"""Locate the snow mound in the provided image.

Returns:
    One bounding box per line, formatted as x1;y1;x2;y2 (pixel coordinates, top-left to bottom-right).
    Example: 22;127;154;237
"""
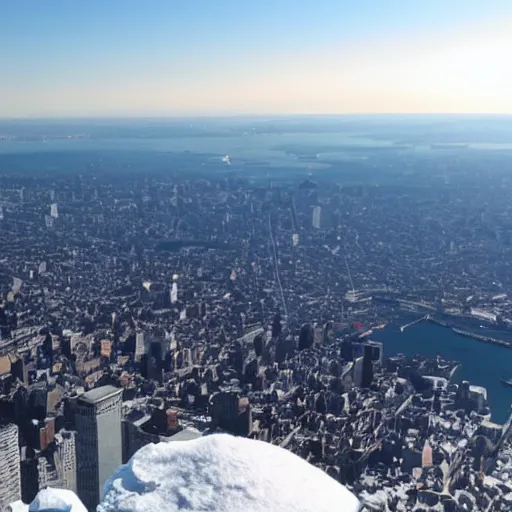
28;488;87;512
99;434;360;512
7;500;29;512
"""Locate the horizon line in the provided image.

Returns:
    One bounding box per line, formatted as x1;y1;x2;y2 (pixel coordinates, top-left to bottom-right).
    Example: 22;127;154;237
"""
1;112;512;122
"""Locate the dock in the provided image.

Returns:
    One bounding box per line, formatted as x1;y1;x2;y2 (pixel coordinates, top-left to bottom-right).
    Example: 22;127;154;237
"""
451;328;512;348
426;317;449;328
400;315;429;332
398;313;512;349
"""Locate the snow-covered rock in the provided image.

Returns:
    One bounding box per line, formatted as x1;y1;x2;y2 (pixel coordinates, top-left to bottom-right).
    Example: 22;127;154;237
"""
28;488;87;512
21;434;360;512
99;434;360;512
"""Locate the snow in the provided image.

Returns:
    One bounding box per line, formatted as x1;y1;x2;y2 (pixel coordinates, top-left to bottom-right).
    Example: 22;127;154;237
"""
99;433;360;512
7;500;29;512
28;488;87;512
21;435;359;512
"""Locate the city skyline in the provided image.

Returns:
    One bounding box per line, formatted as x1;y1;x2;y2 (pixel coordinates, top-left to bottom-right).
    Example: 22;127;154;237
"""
2;0;512;118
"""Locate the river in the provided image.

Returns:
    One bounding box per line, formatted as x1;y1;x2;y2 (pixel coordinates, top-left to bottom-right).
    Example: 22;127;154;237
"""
371;321;512;424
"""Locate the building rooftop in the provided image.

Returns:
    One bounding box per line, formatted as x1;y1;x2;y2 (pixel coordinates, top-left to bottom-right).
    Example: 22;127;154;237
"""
165;427;202;443
78;385;122;405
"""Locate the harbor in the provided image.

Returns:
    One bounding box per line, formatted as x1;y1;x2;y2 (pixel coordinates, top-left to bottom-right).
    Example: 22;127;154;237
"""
372;321;512;424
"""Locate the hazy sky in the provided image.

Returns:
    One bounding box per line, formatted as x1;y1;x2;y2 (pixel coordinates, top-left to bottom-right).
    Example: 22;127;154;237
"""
2;0;512;117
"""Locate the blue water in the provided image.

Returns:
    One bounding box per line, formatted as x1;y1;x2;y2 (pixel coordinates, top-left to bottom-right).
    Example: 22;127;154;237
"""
371;322;512;424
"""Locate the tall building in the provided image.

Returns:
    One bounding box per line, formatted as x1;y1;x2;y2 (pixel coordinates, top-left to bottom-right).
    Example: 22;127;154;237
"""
353;357;364;388
364;340;383;366
135;332;144;362
361;344;374;388
0;423;21;509
20;450;39;504
298;323;314;351
76;386;123;511
312;206;321;229
20;430;77;504
50;203;58;219
57;430;77;493
341;339;354;362
422;440;433;468
170;281;178;304
209;390;240;432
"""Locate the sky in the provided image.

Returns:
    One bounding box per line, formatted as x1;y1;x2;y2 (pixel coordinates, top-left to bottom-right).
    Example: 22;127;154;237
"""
1;0;512;117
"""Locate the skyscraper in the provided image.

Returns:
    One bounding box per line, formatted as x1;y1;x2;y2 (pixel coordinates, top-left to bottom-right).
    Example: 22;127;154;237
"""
361;344;374;388
298;323;314;351
353;357;364;388
170;273;179;304
0;422;21;509
76;386;123;511
135;331;144;362
170;281;178;304
312;206;321;229
57;430;77;493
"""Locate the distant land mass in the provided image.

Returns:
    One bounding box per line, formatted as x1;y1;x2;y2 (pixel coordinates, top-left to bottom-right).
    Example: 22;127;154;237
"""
1;116;512;183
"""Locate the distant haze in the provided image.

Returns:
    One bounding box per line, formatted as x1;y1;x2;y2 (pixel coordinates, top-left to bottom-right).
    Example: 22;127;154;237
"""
2;0;512;118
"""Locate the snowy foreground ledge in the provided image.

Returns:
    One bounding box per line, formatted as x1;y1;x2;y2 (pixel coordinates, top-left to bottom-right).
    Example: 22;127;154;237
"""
17;434;360;512
10;488;87;512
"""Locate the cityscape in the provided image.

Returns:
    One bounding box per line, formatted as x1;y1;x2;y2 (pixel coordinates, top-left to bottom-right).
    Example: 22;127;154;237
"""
2;116;512;510
3;0;512;510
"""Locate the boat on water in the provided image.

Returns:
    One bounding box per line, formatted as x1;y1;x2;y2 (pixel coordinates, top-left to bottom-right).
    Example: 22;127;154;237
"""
500;378;512;388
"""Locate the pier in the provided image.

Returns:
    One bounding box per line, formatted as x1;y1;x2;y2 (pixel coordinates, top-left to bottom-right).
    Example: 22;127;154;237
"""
398;315;512;349
400;315;429;332
426;317;449;328
451;328;512;348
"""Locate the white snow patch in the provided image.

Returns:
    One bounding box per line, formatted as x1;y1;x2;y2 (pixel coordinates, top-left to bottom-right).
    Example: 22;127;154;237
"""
99;433;360;512
28;488;87;512
7;500;28;512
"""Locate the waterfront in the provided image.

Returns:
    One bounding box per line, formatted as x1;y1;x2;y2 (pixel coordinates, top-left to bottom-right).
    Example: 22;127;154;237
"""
372;321;512;424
